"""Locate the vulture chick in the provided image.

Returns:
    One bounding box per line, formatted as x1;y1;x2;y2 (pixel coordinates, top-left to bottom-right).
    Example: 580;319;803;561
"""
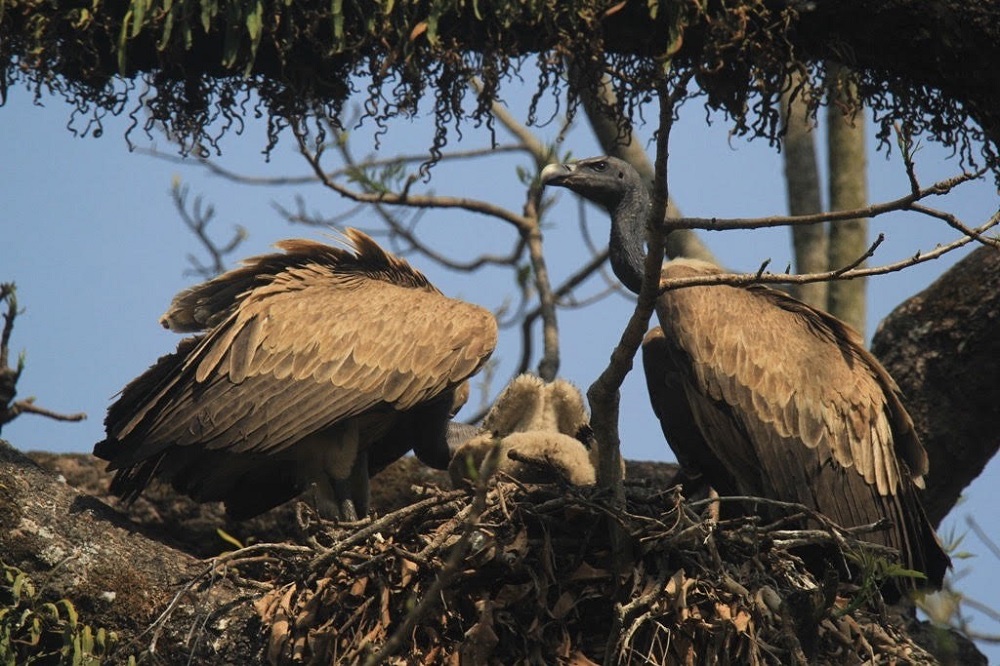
95;229;497;521
449;374;597;487
541;156;950;589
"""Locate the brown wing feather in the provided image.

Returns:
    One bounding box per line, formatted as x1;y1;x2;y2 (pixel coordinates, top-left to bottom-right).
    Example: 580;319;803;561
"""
653;259;947;585
102;230;497;472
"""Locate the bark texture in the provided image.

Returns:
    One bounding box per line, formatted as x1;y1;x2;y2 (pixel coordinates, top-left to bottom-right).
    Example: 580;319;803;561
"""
872;245;1000;528
0;441;264;664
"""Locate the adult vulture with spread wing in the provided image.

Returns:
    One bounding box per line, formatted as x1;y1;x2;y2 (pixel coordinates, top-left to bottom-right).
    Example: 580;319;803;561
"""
95;229;497;520
541;156;949;589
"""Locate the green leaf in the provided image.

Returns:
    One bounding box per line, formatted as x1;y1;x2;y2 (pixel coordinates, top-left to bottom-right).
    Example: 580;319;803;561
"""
131;0;148;38
57;598;78;629
81;625;94;654
245;0;264;74
158;5;175;50
12;572;33;603
201;0;216;33
216;528;244;551
38;602;60;622
117;8;133;73
331;0;344;50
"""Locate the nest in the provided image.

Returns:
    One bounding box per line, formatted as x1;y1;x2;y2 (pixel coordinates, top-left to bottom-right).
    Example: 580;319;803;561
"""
249;475;940;665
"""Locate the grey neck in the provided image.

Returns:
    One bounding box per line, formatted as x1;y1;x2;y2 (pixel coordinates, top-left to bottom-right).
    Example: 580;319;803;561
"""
608;183;652;294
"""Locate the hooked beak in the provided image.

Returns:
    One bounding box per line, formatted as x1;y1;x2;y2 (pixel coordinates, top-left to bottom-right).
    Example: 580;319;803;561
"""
540;162;575;186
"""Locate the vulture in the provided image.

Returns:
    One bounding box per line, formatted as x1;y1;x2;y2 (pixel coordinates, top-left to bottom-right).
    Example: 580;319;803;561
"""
449;374;597;487
94;229;497;521
541;156;950;589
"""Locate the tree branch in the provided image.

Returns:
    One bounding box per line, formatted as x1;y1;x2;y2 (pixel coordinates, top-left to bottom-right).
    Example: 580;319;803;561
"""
655;209;1000;294
668;170;986;232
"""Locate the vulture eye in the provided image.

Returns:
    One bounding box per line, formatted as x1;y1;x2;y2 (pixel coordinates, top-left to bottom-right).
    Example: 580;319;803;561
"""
590;160;608;172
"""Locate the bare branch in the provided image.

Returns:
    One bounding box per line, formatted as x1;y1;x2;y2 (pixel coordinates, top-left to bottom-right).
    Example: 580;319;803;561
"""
521;180;561;381
669;169;986;231
292;121;533;231
909;202;1000;250
587;76;692;496
0;398;87;427
171;181;247;279
137;143;525;189
657;209;1000;293
0;283;17;371
0;285;87;432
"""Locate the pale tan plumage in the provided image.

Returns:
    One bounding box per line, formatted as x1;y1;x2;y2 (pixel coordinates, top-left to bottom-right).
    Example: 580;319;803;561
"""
95;229;497;520
449;374;598;487
643;260;945;584
542;155;949;589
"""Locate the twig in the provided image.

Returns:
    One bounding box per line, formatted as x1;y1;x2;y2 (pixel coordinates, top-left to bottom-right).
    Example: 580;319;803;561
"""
0;285;87;430
966;515;1000;561
138;143;525;188
1;398;87;426
909;202;1000;249
171;182;247;279
669;169;986;231
292;120;532;230
520;179;561;381
363;440;500;665
657;209;1000;293
0;283;17;370
315;490;467;576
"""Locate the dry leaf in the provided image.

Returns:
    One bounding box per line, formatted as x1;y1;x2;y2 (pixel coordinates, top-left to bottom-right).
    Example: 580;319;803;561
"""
567;649;601;665
569;561;610;581
733;610;752;633
409;21;427;41
350;576;369;597
460;600;499;665
550;591;576;620
602;0;627;17
400;557;419;588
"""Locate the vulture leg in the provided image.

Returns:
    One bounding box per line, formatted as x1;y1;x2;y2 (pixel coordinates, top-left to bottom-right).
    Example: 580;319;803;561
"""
302;420;366;521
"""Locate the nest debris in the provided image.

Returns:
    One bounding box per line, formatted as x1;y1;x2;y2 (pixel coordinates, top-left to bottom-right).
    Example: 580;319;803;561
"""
248;478;942;665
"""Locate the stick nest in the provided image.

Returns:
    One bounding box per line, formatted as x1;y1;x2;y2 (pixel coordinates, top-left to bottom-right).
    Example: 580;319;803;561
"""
251;479;940;665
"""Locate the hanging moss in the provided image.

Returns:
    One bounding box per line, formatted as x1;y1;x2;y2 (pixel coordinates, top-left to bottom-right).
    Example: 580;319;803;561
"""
1;0;998;173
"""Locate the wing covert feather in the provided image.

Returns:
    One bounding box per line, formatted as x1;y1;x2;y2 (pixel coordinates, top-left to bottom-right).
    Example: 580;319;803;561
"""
656;260;924;507
105;238;497;467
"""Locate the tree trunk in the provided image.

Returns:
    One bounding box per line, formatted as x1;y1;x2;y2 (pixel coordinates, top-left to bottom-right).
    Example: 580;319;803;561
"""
826;62;870;335
780;71;828;309
0;442;264;664
871;244;1000;528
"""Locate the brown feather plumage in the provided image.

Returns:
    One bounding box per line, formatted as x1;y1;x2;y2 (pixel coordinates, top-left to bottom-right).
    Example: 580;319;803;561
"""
96;229;497;519
645;258;948;588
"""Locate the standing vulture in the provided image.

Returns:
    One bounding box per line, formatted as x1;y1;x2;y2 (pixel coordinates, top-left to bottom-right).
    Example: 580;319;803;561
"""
94;229;497;521
540;156;950;588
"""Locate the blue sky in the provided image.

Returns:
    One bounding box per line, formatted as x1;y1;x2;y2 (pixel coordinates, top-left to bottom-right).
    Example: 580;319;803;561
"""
2;79;998;655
